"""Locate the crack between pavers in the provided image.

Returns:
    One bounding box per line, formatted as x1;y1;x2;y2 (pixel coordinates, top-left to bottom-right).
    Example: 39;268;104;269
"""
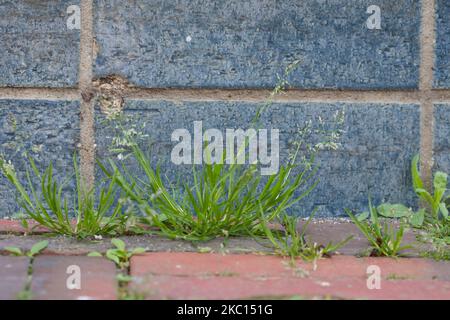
135;271;307;281
15;256;35;300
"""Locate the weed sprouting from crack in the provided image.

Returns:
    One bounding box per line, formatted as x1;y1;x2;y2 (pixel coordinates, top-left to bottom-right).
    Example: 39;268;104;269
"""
87;238;147;300
93;75;133;119
4;240;49;300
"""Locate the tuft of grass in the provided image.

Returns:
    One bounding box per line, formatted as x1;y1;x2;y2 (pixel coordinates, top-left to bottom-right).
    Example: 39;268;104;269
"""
0;155;127;239
98;60;344;242
258;209;352;264
99;145;317;242
346;199;411;257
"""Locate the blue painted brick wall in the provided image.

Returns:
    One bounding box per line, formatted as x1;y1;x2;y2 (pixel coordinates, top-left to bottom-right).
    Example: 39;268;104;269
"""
0;1;447;218
94;0;420;89
0;100;79;217
0;0;80;87
434;104;450;173
435;0;450;88
96;100;420;217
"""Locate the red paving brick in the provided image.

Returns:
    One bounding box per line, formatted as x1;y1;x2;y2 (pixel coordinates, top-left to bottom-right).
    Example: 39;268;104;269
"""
31;256;117;300
130;253;450;300
0;256;29;300
131;274;450;300
0;220;49;234
131;252;292;277
1;218;449;300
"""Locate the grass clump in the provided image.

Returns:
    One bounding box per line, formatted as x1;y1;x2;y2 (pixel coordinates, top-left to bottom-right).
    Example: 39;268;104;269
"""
100;145;316;242
259;210;352;264
98;61;343;242
0;155;127;239
346;199;411;257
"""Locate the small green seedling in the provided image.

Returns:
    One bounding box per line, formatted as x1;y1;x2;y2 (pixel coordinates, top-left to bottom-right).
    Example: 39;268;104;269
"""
366;203;425;228
4;240;48;301
412;155;449;222
4;240;48;258
88;238;146;269
259;209;352;265
346;200;411;257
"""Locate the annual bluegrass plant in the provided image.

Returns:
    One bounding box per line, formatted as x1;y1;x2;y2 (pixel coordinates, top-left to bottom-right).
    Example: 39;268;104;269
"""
99;61;345;242
0;155;126;239
259;209;352;264
346;199;411;257
100;145;316;241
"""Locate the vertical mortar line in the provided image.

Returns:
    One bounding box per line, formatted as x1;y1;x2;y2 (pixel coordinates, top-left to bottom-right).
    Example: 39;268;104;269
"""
79;0;95;189
419;0;436;189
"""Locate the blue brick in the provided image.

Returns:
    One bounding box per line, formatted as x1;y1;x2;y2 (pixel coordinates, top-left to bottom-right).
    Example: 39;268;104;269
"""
96;100;420;217
0;100;79;217
435;0;450;88
0;1;80;87
434;104;450;173
94;0;420;89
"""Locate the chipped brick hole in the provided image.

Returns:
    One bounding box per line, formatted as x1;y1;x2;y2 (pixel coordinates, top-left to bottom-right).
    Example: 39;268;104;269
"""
92;75;135;118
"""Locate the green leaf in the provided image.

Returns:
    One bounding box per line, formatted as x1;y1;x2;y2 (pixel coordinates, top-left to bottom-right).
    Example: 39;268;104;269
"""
29;240;48;257
21;219;29;230
439;203;449;219
356;212;369;221
131;247;146;255
415;188;434;206
4;246;23;256
111;238;126;251
87;251;103;257
116;273;133;283
410;209;425;227
197;246;213;253
106;250;121;266
377;203;412;218
434;172;448;193
411;154;424;191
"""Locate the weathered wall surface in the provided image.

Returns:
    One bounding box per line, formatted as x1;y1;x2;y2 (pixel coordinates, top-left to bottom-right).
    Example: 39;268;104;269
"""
96;101;420;216
0;0;80;87
0;0;448;217
0;100;79;215
94;0;420;89
435;0;450;88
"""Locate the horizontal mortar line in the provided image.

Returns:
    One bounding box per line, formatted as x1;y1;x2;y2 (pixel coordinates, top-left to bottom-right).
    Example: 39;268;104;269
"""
126;89;424;104
1;87;450;104
430;90;450;102
0;88;79;100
